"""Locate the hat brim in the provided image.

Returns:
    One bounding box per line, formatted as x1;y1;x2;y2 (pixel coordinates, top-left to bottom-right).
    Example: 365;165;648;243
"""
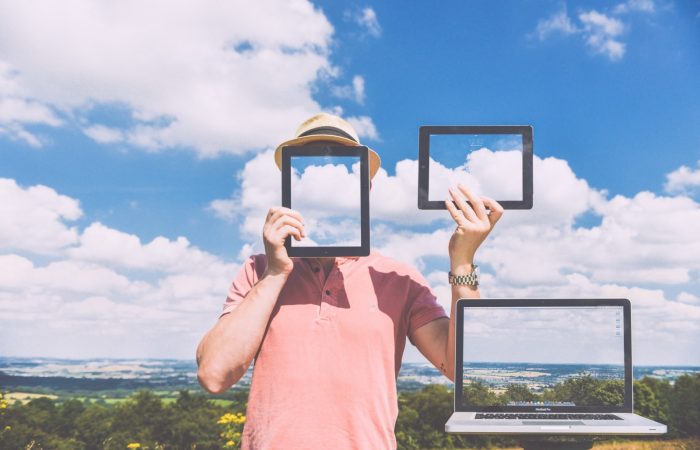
274;134;381;180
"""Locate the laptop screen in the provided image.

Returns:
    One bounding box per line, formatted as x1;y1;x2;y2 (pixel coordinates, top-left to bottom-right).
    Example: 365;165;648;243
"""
457;301;632;412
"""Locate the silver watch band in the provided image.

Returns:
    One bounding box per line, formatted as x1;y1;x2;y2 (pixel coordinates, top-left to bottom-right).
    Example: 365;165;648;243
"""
448;265;479;286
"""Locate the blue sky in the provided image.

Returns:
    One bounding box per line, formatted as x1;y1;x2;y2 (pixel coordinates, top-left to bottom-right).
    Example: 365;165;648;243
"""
1;0;699;365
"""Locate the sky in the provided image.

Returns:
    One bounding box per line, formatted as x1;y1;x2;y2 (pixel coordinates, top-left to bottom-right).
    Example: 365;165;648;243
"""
1;0;699;366
462;306;625;365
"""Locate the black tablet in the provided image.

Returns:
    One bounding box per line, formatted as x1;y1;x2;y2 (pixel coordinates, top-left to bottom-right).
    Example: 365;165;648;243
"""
418;126;533;210
281;145;370;257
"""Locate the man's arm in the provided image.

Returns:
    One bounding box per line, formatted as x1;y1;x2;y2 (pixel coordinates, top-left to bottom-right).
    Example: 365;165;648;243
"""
410;185;503;382
196;207;305;394
410;283;478;382
196;270;288;393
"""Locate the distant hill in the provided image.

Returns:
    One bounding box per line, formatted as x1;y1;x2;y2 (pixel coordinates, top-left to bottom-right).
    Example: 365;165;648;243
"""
1;356;698;395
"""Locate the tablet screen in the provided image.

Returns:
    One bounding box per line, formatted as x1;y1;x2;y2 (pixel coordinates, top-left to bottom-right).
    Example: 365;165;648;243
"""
428;133;523;201
290;155;362;247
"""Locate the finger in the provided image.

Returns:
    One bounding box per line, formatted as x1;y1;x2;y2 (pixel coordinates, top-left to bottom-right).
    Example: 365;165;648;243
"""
457;184;488;222
269;206;305;224
277;224;302;242
482;197;504;227
268;207;305;227
449;186;478;223
272;215;305;238
445;197;469;227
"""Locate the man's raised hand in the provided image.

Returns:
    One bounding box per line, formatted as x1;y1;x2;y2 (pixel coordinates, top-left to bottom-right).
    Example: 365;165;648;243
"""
262;207;306;276
444;184;504;272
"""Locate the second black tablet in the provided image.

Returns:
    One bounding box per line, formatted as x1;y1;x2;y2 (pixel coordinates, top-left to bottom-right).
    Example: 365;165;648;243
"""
418;125;533;210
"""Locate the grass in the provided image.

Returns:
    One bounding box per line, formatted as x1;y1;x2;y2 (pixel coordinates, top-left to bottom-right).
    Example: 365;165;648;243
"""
4;392;58;404
592;439;700;449
4;390;235;407
442;439;700;450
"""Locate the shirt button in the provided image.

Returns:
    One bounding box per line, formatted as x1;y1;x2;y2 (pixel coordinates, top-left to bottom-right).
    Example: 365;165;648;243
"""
313;267;320;273
325;290;331;296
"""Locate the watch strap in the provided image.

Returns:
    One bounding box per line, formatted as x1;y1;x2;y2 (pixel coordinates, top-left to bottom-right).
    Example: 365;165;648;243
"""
448;265;479;286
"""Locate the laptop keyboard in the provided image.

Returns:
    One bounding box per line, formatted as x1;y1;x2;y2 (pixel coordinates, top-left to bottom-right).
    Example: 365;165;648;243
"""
475;413;622;420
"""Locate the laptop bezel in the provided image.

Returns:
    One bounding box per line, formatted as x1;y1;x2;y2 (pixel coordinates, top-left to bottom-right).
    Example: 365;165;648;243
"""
455;298;632;413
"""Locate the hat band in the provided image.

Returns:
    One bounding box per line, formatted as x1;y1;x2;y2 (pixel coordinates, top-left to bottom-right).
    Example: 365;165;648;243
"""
298;126;357;143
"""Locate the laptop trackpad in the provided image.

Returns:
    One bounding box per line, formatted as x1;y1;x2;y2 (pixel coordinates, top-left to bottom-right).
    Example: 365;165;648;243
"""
525;421;585;426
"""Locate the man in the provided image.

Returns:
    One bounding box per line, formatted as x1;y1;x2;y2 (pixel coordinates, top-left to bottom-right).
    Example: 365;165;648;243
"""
196;113;503;449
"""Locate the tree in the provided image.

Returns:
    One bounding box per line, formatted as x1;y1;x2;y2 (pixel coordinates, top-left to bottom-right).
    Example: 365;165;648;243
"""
74;402;113;450
670;374;700;437
502;383;537;404
55;399;86;439
107;390;168;449
542;375;624;407
165;390;226;449
634;380;668;424
462;381;499;406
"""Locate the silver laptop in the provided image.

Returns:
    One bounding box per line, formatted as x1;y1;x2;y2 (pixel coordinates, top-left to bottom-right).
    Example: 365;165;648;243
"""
445;298;667;434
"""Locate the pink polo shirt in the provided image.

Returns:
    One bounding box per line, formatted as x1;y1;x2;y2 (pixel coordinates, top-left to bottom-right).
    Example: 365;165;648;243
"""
220;250;447;449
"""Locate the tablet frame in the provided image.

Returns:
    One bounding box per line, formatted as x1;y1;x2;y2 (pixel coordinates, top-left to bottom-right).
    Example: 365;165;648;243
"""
281;145;370;258
455;298;633;413
418;125;533;210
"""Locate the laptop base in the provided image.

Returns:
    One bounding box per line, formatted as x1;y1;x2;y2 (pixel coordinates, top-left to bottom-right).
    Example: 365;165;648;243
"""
445;412;667;434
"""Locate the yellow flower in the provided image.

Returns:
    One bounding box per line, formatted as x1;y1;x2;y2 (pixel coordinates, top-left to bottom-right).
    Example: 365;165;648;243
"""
225;440;236;447
127;443;141;449
217;412;236;424
3;425;10;431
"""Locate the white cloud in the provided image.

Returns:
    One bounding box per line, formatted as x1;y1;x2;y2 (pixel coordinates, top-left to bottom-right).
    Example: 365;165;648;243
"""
677;292;700;305
533;8;628;61
352;7;382;38
208;199;240;222
0;255;141;295
331;75;365;104
352;75;366;103
346;115;379;140
0;0;349;156
579;10;626;61
534;10;579;40
82;124;124;144
0;60;62;146
613;0;655;14
664;160;700;195
0;178;82;254
69;222;229;274
0;178;239;359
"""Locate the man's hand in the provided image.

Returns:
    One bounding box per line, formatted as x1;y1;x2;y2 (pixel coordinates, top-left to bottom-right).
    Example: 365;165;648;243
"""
444;184;503;272
262;207;306;276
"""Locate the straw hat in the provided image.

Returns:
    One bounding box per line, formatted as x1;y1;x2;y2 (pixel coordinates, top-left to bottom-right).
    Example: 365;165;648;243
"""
274;113;381;179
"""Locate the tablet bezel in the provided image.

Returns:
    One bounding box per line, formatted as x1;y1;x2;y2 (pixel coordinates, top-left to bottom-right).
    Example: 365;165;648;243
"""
281;145;370;258
418;125;533;210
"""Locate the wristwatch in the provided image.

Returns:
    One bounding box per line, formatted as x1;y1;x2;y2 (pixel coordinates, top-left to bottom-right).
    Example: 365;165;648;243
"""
448;264;479;287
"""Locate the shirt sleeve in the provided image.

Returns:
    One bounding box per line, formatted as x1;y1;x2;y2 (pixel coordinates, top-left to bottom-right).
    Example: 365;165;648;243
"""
219;254;264;319
406;269;449;345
